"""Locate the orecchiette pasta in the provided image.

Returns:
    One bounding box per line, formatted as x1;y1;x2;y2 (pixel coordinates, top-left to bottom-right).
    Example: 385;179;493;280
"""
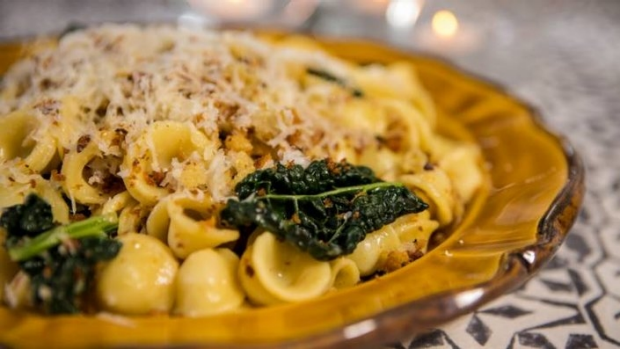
95;233;178;315
145;194;239;259
0;110;57;173
145;195;173;243
101;191;137;215
391;211;439;251
399;169;459;227
62;141;109;205
175;248;245;317
381;98;436;154
166;196;238;259
239;232;332;305
122;121;216;206
53;96;88;157
0;25;484;317
352;62;436;126
0;177;69;224
117;204;150;236
348;224;402;276
328;257;361;290
438;142;484;203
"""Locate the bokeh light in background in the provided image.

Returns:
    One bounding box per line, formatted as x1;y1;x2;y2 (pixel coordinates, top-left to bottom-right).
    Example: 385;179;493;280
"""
182;0;479;57
0;0;477;58
0;0;537;71
311;0;483;57
432;10;458;38
386;0;424;29
181;0;474;56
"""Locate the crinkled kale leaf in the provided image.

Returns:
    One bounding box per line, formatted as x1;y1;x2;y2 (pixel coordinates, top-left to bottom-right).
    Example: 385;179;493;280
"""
220;159;428;261
1;194;120;314
1;195;54;246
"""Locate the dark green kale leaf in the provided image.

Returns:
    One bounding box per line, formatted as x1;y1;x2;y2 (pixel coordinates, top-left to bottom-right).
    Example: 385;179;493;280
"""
306;67;365;98
1;194;121;314
21;237;121;314
235;159;378;198
1;195;54;246
220;160;428;261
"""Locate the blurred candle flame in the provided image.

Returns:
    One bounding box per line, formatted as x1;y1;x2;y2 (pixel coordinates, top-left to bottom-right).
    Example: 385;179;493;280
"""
416;9;480;55
432;10;459;38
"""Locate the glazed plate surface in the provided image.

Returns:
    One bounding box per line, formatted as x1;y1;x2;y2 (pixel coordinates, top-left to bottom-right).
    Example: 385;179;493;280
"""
0;34;584;349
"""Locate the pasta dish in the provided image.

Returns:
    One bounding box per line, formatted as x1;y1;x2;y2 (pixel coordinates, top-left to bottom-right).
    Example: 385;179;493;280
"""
0;25;483;317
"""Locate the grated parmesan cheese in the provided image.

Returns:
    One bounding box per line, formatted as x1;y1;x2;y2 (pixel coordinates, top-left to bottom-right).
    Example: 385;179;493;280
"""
205;149;232;202
0;24;390;203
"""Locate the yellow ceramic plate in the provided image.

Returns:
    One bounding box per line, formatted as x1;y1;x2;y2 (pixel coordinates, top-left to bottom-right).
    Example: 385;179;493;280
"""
0;33;584;349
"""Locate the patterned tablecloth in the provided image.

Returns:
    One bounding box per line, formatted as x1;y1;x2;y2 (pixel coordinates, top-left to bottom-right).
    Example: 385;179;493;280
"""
361;2;619;348
0;1;619;348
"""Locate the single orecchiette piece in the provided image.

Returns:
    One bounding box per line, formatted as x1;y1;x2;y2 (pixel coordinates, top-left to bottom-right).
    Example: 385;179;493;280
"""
102;191;147;235
95;233;178;315
146;194;238;259
399;168;458;227
380;98;436;154
347;224;402;276
438;142;484;203
101;191;137;215
145;195;171;243
62;141;109;205
357;143;400;180
0;177;70;224
53;96;90;158
391;211;439;253
117;204;150;236
329;257;360;290
239;232;332;306
351;62;435;124
0;109;57;172
335;98;388;136
121;121;216;206
175;248;245;317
